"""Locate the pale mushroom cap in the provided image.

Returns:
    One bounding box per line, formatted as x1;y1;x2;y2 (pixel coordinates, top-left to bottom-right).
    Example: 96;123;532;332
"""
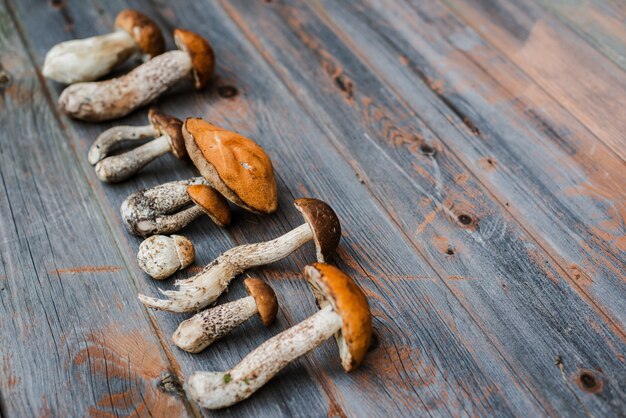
244;278;278;326
173;29;215;90
304;263;372;372
138;235;195;280
114;9;165;58
148;108;186;159
183;118;278;214
294;198;341;262
187;184;231;227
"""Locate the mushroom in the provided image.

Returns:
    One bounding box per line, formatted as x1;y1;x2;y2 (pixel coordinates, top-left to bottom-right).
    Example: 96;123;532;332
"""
183;117;278;214
58;29;214;121
186;263;372;409
137;234;195;280
121;179;230;237
137;198;340;312
92;109;187;183
43;9;165;84
173;278;278;353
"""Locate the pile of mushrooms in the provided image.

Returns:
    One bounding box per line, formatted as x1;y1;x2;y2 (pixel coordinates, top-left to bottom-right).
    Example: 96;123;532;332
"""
186;263;372;409
138;198;341;312
43;9;165;84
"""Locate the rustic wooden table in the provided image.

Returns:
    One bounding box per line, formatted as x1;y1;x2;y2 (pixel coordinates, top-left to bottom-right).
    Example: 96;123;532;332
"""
1;0;625;416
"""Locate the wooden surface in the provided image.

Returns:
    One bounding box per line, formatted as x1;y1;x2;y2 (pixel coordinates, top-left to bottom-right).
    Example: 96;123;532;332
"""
0;0;624;416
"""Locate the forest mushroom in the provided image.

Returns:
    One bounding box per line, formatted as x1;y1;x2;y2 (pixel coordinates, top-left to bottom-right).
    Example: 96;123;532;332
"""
137;235;195;280
43;9;164;84
186;263;372;409
58;29;214;121
183;117;278;214
121;179;230;237
92;109;186;183
138;198;340;312
173;278;278;353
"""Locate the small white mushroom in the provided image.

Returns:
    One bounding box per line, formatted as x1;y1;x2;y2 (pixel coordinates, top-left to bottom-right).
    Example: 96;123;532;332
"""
121;179;230;237
185;263;372;409
59;29;214;122
137;235;195;280
138;198;340;312
92;109;187;182
173;278;278;353
43;10;164;84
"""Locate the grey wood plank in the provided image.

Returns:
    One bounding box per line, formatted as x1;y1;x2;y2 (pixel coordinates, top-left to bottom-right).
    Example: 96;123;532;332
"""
211;0;625;415
0;3;191;416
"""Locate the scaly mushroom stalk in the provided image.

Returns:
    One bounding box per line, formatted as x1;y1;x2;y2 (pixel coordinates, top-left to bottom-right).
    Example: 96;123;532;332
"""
43;9;164;84
88;124;158;165
186;263;372;409
138;223;313;312
59;29;214;121
173;278;277;353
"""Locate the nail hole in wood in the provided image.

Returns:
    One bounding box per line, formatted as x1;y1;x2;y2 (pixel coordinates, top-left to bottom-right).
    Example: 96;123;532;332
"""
457;214;473;226
419;143;436;156
218;85;238;98
445;247;455;255
577;370;602;393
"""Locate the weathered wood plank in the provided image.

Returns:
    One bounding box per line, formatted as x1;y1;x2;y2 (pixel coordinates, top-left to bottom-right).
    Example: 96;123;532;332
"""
530;0;626;71
0;2;191;416
213;0;625;415
443;0;626;162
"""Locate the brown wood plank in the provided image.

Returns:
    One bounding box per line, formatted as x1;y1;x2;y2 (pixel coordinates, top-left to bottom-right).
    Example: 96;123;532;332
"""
0;3;191;417
213;0;625;415
443;0;626;162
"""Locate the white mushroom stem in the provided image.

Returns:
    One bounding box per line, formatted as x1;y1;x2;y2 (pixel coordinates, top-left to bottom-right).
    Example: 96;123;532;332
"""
95;135;171;183
43;30;139;84
173;296;258;353
186;305;341;409
59;50;192;122
138;223;314;312
88;124;158;164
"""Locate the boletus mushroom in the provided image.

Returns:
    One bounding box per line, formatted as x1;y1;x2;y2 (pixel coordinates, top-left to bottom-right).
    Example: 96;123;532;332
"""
137;198;340;312
59;29;214;121
121;179;230;237
183;117;278;214
43;9;165;84
186;263;372;409
91;109;187;182
173;278;278;353
137;234;195;280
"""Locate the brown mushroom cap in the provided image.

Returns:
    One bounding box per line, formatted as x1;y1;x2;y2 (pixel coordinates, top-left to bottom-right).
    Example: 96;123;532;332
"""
114;9;165;58
244;278;278;327
148;108;186;159
294;198;341;262
173;29;215;90
304;263;372;372
186;184;231;227
183;118;278;214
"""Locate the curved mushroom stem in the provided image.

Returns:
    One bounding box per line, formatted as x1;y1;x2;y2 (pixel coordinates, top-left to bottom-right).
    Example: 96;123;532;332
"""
88;124;158;165
43;30;139;84
138;223;313;312
59;50;192;122
186;305;341;409
121;177;208;236
95;135;171;183
173;296;257;353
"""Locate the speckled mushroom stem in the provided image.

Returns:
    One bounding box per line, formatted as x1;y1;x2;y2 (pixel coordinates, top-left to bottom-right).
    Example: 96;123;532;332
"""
173;296;258;353
138;223;313;312
121;177;208;236
88;124;158;165
186;305;341;409
43;30;138;84
95;135;171;183
59;50;192;122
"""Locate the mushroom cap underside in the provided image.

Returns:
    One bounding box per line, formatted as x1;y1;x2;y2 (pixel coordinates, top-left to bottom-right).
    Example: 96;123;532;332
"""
186;184;231;227
294;198;341;262
244;278;278;326
183;117;278;214
114;9;165;58
148;108;186;159
173;28;215;90
304;263;372;372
